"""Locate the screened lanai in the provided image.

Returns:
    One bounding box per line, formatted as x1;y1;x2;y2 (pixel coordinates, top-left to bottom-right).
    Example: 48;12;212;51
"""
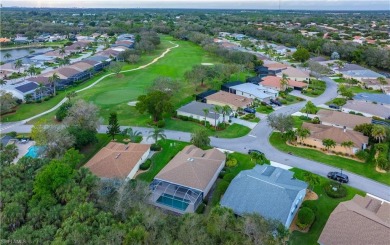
150;179;203;213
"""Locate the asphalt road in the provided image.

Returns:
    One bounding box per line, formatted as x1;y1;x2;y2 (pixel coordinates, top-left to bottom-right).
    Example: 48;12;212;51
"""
1;71;389;201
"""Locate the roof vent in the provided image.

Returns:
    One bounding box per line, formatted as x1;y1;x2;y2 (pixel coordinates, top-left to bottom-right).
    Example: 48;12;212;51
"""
125;145;129;150
187;158;194;162
115;153;121;159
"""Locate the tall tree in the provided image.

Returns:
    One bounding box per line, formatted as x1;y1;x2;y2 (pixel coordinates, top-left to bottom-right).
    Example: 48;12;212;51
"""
136;91;173;122
14;59;23;73
302;101;317;118
371;125;387;143
48;72;60;96
303;172;320;192
296;127;311;142
341;141;354;150
3;52;11;60
280;73;289;91
202;108;209;126
222;105;232;124
122;127;142;142
190;129;210;149
0;91;17;114
292;48;310;62
66;91;77;102
267;114;294;134
212;105;222;129
107;112;120;140
147;128;166;144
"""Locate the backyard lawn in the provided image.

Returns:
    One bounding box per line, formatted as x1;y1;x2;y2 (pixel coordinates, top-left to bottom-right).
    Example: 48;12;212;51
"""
302;79;326;97
256;104;274;114
269;132;390;185
136;139;189;182
293;115;312;128
290;168;365;245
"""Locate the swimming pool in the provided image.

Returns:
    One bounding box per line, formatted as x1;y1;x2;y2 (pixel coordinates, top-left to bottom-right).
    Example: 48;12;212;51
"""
25;146;44;158
156;193;190;211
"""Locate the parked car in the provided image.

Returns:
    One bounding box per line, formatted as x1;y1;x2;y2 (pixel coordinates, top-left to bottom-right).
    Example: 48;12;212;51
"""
327;172;349;183
248;149;264;155
270;99;282;106
244;107;256;114
329;104;340;110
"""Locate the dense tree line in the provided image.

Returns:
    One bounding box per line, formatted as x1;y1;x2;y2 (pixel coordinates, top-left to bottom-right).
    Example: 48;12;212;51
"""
0;152;288;244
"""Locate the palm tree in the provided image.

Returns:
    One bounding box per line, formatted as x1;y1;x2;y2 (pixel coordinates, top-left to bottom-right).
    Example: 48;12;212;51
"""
122;127;142;142
284;129;296;144
147;128;166;144
212;105;222;129
222;105;232;124
48;72;60;96
341;141;354;149
35;83;45;100
322;138;336;152
303;172;320;192
14;59;23;73
24;94;33;102
66;91;76;102
0;79;6;86
3;52;11;60
27;65;37;77
302;101;317;118
372;125;387;143
250;151;263;164
202;108;209;126
280;73;289;91
59;47;66;58
296;127;310;142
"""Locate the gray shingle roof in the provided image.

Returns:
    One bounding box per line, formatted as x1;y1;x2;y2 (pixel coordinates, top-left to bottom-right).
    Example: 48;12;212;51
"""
220;165;307;224
177;101;222;119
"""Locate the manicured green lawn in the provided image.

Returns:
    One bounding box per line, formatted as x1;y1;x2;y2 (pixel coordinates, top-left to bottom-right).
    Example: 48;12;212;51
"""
290;168;365;245
269;132;390;185
279;94;306;105
303;80;326;97
256;104;274;114
349;86;382;94
293;116;312;128
164;118;250;138
136;139;189;182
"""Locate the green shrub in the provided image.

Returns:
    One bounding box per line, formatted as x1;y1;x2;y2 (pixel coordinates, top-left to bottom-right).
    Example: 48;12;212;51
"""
324;181;347;198
297;207;315;230
139;159;152;170
150;144;162;151
6;131;17;138
195;203;206;214
355;150;369;161
156;120;165;128
223;173;236;182
301;201;318;213
226;158;238;167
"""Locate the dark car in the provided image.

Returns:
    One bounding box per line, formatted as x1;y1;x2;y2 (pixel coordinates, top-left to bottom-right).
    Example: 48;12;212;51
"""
327;172;349;183
270;99;282;106
244;107;256;114
248;149;264;155
329;104;340;110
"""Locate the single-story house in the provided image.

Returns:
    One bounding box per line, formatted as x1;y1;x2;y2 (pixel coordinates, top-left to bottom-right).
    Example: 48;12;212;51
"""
117;34;135;41
177;101;224;126
42;67;84;88
220;165;308;228
318;195;390;245
205;90;253;111
317;109;372;130
15;82;39;98
300;122;368;155
342;100;390;119
84;142;150;180
261;75;308;91
227;83;279;101
276;67;310;82
354;93;390;105
263;61;288;75
150;145;226;213
112;40;134;49
338;64;385;81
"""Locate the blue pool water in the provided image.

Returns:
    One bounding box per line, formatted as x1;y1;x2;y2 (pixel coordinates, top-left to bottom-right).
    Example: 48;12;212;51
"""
25;146;44;158
156;193;190;211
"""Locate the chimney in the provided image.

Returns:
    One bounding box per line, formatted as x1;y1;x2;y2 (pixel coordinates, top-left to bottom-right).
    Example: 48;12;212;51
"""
343;126;346;133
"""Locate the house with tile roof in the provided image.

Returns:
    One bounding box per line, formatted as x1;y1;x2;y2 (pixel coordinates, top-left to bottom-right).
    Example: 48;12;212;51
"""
84;142;150;180
318;195;390;245
205;91;253;111
261;75;308;91
150;145;226;213
317;109;372;130
342;100;390;119
276;67;310;82
177;101;224;126
300;122;369;155
220;165;307;228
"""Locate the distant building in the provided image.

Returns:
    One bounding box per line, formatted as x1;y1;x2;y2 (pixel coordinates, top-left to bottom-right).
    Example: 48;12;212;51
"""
205;90;253;111
276;66;310;82
261;75;308;91
317;109;372;130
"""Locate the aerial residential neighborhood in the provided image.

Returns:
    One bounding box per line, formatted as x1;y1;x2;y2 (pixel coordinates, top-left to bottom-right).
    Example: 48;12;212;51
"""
0;4;389;245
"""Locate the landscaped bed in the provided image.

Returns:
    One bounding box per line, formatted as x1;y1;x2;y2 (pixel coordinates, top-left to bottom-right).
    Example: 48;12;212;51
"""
269;132;390;185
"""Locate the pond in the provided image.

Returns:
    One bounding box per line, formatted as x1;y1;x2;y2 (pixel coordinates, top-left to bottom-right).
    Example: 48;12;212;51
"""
1;47;53;62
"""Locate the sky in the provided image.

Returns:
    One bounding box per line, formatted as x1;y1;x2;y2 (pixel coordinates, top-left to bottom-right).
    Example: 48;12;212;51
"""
2;0;390;11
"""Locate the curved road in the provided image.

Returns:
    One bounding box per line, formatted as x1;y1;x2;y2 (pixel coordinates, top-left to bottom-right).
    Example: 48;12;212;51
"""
1;58;389;200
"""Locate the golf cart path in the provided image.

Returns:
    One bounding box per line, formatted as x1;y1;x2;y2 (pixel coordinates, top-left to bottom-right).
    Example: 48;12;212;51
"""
0;41;179;130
